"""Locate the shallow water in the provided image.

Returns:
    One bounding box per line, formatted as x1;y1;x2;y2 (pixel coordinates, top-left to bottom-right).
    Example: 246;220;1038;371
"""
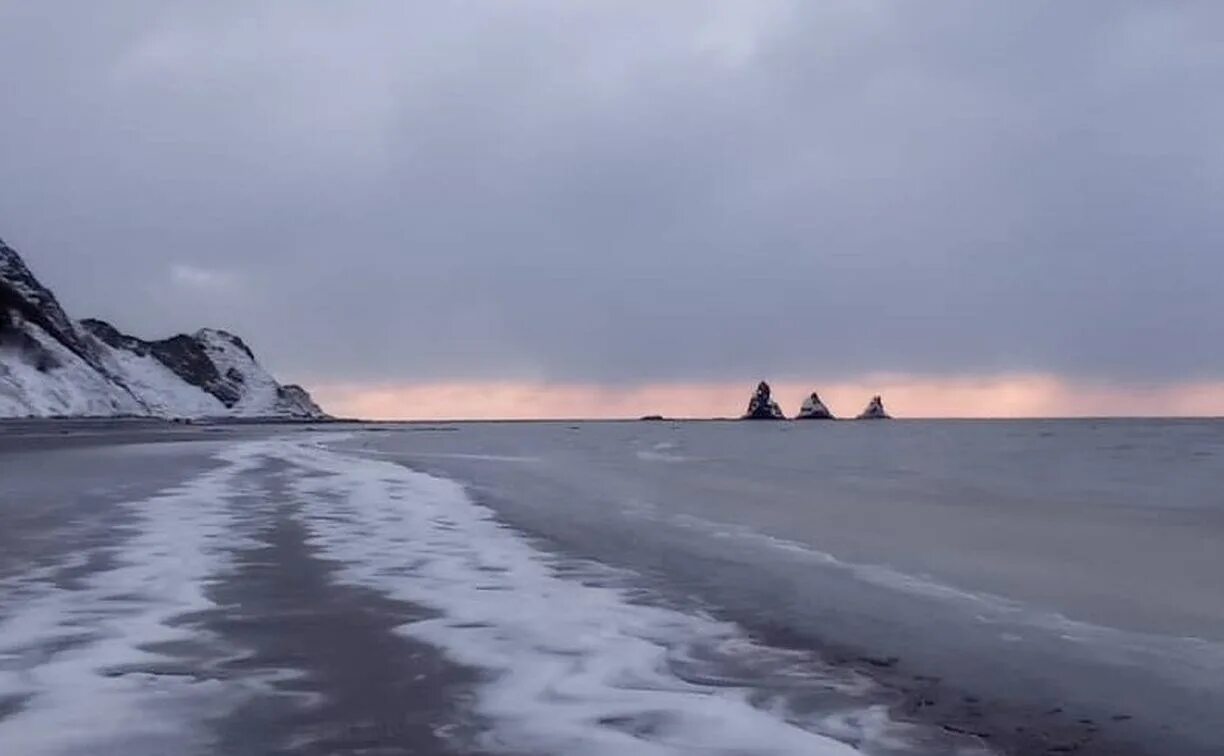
344;419;1224;755
0;419;1220;755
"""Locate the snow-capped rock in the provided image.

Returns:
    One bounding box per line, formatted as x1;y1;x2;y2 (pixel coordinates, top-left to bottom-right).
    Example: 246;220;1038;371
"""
796;391;835;420
856;395;891;420
1;235;326;419
742;381;786;420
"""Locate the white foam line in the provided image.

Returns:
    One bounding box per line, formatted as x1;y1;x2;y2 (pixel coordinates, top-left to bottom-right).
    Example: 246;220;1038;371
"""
267;439;892;756
358;448;543;463
635;450;698;463
0;443;265;756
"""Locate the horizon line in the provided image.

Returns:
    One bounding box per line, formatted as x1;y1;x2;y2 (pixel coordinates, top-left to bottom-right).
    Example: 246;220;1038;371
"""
321;414;1224;424
307;375;1224;422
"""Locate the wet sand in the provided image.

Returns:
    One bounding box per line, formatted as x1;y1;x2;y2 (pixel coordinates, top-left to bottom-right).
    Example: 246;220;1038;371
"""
201;459;478;755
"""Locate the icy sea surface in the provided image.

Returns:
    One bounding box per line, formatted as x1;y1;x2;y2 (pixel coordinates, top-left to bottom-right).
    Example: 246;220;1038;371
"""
0;419;1221;755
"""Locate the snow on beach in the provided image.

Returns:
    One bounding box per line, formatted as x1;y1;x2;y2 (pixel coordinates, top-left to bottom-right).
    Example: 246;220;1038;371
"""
0;435;984;755
276;437;938;756
0;445;267;755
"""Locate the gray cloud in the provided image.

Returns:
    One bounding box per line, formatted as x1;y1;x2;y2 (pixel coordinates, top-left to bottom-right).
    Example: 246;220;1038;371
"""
2;1;1221;386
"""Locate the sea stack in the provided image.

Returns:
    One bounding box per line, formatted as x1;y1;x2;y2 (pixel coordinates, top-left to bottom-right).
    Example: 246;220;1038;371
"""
796;392;835;420
742;381;786;420
856;395;891;420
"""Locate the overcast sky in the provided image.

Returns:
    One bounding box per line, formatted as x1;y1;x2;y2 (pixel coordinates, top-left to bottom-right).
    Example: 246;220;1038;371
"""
2;1;1222;410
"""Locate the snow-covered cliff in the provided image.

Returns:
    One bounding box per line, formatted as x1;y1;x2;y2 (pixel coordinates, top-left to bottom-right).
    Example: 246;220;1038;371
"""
0;236;325;419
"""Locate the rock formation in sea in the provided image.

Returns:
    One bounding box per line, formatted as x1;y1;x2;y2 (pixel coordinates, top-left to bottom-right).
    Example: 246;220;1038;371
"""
855;395;891;420
1;234;326;419
742;381;786;420
795;391;835;420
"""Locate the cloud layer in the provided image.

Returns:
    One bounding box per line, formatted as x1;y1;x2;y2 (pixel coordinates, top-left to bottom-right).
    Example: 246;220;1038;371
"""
2;2;1221;401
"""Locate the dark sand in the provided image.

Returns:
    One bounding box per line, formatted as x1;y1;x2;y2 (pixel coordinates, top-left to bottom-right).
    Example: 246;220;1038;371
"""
200;459;478;755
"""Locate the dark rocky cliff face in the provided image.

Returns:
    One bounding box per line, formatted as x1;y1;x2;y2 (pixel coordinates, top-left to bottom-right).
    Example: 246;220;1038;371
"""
150;334;245;408
75;317;142;352
1;238;98;368
82;319;246;408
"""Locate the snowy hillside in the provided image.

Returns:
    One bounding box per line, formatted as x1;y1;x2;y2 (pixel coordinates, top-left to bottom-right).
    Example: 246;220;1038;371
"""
0;316;144;417
0;236;326;419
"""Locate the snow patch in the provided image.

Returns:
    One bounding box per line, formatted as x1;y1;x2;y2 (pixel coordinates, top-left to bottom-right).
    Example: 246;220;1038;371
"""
91;336;226;417
797;392;835;420
0;319;142;417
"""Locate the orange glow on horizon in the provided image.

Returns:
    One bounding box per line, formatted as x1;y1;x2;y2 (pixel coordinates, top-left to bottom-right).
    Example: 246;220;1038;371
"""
308;375;1224;421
